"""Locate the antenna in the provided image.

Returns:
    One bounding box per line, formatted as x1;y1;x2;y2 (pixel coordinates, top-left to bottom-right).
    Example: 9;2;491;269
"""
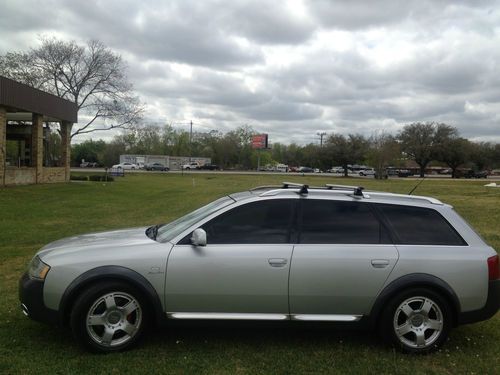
408;178;425;195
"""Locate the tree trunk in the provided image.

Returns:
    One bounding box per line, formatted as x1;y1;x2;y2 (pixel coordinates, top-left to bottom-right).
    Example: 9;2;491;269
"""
343;164;349;177
419;165;425;178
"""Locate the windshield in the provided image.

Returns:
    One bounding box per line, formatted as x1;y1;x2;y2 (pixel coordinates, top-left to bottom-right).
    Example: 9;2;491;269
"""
154;196;234;243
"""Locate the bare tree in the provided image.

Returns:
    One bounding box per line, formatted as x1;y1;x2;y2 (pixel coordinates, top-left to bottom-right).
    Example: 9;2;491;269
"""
0;37;143;139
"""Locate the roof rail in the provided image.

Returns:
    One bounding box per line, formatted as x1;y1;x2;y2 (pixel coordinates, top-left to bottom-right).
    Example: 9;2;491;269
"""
325;184;365;197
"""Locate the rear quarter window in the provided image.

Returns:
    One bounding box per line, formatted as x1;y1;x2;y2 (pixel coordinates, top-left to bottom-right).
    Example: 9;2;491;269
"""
378;204;467;246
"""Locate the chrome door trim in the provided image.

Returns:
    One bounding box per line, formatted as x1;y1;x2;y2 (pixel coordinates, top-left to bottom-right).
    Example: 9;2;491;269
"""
291;314;362;322
167;312;289;320
167;312;362;322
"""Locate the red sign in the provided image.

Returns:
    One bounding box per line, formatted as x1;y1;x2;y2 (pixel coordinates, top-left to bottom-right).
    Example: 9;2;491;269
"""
252;134;268;149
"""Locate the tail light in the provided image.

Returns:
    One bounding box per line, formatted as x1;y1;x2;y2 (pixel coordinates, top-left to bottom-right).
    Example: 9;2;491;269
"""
487;255;500;281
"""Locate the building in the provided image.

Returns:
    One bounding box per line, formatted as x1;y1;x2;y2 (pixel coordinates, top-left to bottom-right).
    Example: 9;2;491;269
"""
0;76;77;186
120;154;211;170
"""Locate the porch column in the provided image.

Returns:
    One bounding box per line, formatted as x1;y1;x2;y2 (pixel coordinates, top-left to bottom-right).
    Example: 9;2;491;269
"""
0;106;6;186
60;121;72;181
32;113;44;183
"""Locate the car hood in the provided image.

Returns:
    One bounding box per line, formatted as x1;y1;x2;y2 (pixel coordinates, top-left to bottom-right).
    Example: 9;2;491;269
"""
37;227;154;259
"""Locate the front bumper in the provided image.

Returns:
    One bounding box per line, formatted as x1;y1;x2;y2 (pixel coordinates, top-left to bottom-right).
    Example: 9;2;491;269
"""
459;280;500;324
18;272;60;325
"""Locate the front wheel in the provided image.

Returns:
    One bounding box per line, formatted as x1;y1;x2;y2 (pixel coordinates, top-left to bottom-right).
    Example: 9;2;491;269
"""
379;288;452;354
70;281;148;353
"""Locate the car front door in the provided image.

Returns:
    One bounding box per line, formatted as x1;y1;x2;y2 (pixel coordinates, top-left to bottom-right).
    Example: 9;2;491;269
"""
165;198;295;319
289;199;399;320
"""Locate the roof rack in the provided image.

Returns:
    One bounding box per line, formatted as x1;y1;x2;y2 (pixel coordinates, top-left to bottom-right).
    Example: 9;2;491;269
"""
325;184;365;197
282;181;309;195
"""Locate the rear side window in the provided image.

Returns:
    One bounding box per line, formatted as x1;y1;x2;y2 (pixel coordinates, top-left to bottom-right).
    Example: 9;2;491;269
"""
202;199;293;244
378;204;466;246
299;200;391;244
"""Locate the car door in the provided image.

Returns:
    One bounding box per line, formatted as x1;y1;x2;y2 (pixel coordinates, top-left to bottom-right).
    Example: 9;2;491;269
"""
165;198;296;318
289;199;399;320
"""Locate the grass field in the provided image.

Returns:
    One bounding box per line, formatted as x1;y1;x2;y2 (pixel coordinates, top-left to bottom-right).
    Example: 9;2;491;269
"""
0;173;499;374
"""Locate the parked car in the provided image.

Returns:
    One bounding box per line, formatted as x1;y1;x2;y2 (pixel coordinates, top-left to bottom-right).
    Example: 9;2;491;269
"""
298;166;314;173
199;164;220;171
359;168;375;177
80;162;98;168
19;184;499;354
145;163;169;171
397;169;413;178
181;162;200;170
112;162;138;170
464;170;489;179
327;167;344;174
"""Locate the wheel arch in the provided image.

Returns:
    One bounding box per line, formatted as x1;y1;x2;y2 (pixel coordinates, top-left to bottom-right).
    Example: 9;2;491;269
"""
369;273;461;327
59;266;165;327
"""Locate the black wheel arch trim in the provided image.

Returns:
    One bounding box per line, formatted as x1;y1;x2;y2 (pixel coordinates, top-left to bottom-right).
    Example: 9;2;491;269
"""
368;273;461;327
59;265;165;327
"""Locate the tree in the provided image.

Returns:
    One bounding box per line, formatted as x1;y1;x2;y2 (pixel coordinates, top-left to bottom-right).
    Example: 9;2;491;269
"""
399;122;459;178
71;139;107;166
439;138;471;178
326;134;368;177
0;37;143;139
367;132;400;179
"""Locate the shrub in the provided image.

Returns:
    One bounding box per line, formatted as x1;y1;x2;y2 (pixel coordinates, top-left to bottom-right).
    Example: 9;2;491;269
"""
88;175;114;182
70;175;88;181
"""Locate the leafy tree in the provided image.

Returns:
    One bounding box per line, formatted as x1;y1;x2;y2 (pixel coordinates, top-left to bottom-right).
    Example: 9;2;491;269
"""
0;37;143;139
439;138;471;178
366;132;400;179
325;134;368;177
71;139;106;166
399;122;458;177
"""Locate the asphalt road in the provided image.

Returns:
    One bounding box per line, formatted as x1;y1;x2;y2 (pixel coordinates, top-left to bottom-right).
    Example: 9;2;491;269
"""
72;168;500;180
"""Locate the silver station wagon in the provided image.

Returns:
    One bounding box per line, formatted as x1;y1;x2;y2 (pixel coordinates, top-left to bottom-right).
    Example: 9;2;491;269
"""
19;183;499;353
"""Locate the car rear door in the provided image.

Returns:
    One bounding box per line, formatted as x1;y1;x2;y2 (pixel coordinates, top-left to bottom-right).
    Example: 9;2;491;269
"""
165;199;296;318
289;199;399;320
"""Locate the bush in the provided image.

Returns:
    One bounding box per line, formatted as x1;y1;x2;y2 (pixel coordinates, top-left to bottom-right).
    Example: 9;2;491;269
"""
70;175;88;181
88;175;114;182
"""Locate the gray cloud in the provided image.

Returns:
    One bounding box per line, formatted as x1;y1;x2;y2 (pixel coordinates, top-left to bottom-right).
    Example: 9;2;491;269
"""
0;0;499;144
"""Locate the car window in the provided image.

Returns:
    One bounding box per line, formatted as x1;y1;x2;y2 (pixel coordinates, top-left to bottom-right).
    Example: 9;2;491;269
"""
201;199;294;244
299;200;391;244
156;196;235;243
378;204;467;246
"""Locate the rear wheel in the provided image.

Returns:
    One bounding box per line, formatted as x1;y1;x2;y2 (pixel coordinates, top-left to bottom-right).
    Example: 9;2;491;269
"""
70;281;148;353
380;288;452;354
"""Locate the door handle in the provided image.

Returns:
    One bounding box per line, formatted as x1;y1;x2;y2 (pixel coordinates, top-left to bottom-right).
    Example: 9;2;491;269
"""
268;258;288;267
371;259;390;268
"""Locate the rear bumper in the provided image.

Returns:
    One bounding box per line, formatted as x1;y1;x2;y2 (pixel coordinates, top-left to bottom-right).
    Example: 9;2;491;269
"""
18;272;60;325
458;280;500;324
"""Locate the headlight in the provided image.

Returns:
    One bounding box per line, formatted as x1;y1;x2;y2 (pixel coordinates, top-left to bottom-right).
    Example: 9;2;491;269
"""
28;256;51;280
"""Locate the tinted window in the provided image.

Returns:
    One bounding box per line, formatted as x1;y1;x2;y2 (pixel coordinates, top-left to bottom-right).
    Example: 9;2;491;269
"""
379;204;466;246
202;200;293;244
300;200;390;244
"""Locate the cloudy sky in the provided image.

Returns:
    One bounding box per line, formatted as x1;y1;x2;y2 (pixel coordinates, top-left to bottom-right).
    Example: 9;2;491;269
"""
1;0;500;144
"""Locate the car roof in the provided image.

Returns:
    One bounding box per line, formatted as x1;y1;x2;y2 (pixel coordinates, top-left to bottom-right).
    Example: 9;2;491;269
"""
229;183;444;207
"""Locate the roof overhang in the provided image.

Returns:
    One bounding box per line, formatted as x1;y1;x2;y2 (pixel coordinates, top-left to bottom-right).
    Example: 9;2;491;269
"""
0;75;77;123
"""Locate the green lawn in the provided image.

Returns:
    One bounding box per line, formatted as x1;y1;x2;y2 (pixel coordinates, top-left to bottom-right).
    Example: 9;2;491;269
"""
0;174;499;374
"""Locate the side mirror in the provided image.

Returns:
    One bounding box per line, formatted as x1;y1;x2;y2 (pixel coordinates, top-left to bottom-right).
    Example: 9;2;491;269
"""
190;228;207;247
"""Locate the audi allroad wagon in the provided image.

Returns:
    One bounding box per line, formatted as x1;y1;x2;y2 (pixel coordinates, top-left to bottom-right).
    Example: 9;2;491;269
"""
20;183;499;353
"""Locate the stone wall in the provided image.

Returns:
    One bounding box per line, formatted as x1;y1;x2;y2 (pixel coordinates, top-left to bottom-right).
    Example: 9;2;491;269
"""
4;168;36;185
41;167;66;183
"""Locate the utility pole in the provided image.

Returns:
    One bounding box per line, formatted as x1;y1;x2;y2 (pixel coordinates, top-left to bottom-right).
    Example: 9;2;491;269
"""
189;120;193;162
317;131;327;147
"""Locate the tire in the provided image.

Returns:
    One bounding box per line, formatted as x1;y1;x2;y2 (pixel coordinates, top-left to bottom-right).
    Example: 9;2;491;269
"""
379;288;452;354
70;281;148;353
